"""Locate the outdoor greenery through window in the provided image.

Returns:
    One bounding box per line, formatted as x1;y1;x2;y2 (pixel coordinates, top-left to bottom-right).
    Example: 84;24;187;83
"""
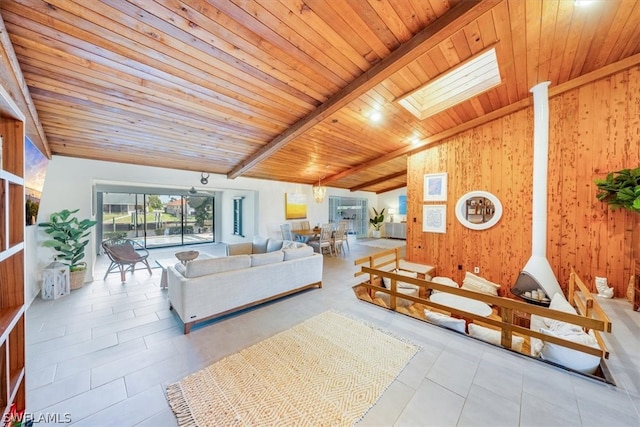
100;192;215;248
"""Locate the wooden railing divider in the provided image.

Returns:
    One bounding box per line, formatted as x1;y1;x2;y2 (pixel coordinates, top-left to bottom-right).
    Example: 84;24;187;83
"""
354;251;613;360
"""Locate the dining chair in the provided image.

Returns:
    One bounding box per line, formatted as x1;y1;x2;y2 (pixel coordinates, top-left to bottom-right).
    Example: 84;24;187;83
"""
308;225;334;256
332;222;348;255
338;220;351;252
280;223;293;241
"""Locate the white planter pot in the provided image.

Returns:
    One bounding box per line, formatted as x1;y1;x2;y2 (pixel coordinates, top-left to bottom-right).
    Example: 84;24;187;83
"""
372;230;382;238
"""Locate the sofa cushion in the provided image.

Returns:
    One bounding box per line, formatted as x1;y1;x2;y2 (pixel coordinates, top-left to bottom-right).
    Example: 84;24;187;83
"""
423;309;466;333
266;238;284;252
250;251;284;267
468;324;524;352
430;276;459;294
539;327;600;374
382;269;419;289
185;255;251;278
461;271;501;296
252;236;269;254
283;246;314;261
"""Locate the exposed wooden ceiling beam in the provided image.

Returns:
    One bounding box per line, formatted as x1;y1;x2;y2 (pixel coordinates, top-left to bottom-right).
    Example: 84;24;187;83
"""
377;183;408;194
227;0;499;179
350;170;406;192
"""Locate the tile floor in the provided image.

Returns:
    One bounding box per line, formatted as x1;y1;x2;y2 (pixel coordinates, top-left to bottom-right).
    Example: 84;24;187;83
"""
25;241;640;426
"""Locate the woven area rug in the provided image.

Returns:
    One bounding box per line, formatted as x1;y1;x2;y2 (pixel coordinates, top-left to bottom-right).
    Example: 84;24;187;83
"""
166;311;418;426
355;238;406;249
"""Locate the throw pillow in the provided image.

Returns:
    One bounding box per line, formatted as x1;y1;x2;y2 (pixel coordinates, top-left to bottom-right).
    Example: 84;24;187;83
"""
251;236;269;254
266;238;284;252
430;276;459;294
468;323;524;352
423;309;466;333
461;271;501;296
539;327;600;374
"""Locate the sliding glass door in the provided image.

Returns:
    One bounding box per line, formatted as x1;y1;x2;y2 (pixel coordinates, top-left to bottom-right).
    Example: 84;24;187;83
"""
100;192;215;248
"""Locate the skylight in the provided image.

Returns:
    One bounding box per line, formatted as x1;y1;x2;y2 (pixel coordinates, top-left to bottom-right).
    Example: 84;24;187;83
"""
398;47;501;120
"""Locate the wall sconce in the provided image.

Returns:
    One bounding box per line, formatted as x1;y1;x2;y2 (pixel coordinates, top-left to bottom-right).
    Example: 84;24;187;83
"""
312;176;326;203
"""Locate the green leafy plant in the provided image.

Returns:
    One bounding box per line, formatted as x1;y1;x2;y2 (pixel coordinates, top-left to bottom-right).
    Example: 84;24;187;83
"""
595;167;640;213
369;207;386;231
38;209;97;271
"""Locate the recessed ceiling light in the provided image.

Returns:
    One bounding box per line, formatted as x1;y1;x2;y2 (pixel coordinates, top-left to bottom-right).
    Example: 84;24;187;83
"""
575;0;596;6
370;111;382;122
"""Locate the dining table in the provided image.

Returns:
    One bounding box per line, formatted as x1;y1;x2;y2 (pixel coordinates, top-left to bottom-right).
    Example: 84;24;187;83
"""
291;228;321;242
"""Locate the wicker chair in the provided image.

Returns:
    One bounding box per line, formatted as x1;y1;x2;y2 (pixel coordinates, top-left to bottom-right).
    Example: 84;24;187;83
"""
102;238;152;282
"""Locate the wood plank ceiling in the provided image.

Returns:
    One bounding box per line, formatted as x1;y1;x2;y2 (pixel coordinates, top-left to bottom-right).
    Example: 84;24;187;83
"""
1;0;639;193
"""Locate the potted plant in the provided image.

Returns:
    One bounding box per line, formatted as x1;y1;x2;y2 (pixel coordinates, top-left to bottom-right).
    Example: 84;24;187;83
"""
369;207;385;238
595;167;640;213
38;209;97;290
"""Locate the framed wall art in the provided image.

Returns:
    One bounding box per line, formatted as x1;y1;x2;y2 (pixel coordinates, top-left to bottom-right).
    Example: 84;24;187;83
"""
285;193;307;219
422;205;446;233
423;172;447;201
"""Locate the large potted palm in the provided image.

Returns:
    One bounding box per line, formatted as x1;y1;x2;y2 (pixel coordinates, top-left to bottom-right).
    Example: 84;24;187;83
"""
369;207;385;238
39;209;97;290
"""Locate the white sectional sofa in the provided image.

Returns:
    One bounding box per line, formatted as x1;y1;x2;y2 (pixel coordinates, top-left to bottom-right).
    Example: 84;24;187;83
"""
167;237;323;333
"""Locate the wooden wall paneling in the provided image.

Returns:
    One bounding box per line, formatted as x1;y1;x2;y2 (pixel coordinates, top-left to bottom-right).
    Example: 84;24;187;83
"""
487;120;505;289
547;93;564;283
478;126;495;284
575;82;595;288
608;71;630;296
555;90;579;285
517;108;534;286
623;66;640;292
406;65;640;298
497;112;516;289
443;144;458;278
453;134;472;283
591;77;613;289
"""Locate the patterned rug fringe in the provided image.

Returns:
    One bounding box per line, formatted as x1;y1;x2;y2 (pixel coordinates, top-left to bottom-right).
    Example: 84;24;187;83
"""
165;383;198;427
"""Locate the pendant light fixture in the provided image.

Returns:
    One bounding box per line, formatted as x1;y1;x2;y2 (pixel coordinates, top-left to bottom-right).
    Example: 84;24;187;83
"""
312;176;326;203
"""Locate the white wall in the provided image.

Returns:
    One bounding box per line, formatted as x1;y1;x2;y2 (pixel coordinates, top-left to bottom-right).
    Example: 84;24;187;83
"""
31;156;377;293
377;188;407;223
25;226;40;305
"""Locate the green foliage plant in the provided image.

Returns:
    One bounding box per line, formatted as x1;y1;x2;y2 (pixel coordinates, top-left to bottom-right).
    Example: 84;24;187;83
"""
369;207;386;231
38;209;98;271
595;167;640;213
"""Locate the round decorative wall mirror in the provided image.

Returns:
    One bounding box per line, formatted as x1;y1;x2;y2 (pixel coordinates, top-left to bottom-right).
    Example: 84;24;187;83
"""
455;191;503;230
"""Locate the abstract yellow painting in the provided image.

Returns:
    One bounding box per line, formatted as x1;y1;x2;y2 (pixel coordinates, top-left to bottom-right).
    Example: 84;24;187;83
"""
285;193;307;219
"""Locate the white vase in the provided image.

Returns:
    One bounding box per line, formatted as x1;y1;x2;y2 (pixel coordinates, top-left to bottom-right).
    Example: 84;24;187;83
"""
372;230;381;238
